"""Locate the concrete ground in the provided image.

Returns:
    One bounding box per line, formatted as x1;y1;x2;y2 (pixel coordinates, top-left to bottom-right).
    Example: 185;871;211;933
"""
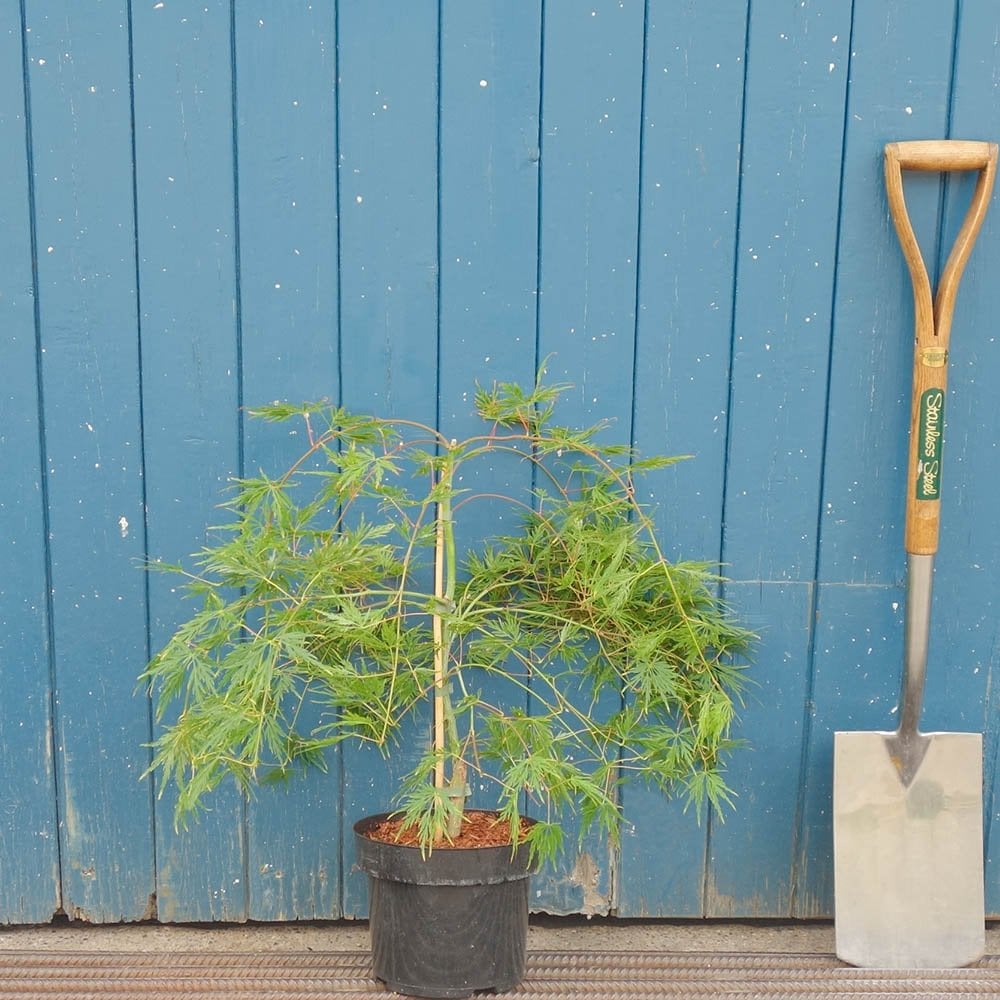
0;918;997;955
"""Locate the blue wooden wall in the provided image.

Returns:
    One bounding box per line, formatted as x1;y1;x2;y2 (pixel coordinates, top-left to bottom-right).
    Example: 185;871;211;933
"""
2;0;1000;924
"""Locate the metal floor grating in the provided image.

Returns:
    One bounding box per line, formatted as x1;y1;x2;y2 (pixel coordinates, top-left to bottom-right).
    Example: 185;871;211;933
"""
2;950;999;998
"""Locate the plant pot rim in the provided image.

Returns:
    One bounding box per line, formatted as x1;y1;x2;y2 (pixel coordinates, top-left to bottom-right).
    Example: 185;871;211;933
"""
354;811;537;886
355;809;534;850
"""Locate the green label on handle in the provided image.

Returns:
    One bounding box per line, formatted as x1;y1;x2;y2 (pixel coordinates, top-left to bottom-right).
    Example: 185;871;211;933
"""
916;388;944;500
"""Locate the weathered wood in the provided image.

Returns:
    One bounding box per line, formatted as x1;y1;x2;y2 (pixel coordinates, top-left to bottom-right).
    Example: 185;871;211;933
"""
0;1;60;925
131;0;247;923
22;0;154;922
335;0;441;918
705;582;813;918
532;0;646;915
630;1;747;565
436;0;542;834
721;0;853;584
619;0;750;919
818;0;957;586
438;0;542;403
234;0;342;924
2;0;1000;924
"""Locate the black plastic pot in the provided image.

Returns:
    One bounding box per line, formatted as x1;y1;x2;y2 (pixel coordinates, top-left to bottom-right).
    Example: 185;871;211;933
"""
354;812;535;999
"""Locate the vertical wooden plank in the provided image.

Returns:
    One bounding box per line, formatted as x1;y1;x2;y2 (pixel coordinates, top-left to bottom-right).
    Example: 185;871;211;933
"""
533;0;645;914
619;0;749;918
0;2;60;924
131;0;245;923
706;0;853;918
235;2;342;921
438;0;541;405
721;0;852;584
336;0;440;917
802;0;961;917
703;582;812;917
935;5;1000;917
23;0;153;921
436;0;542;828
631;0;748;564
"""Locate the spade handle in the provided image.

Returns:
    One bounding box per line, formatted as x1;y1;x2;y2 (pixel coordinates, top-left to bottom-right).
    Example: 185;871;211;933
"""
884;140;997;555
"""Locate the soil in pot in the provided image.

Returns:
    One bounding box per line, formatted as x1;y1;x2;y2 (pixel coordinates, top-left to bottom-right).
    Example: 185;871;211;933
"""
355;812;536;999
365;810;534;849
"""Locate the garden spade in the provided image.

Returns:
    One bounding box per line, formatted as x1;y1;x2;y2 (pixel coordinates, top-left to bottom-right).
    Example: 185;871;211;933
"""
834;139;996;969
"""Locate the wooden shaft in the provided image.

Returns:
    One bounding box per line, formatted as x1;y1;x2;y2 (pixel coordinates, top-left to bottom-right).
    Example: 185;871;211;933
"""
884;140;997;555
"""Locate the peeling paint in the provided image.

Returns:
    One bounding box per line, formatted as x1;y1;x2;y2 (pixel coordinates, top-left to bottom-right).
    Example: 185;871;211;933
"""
569;851;610;915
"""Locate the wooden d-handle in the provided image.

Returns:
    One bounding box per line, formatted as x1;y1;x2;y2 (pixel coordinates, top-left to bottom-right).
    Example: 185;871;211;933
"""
886;139;996;172
884;139;997;555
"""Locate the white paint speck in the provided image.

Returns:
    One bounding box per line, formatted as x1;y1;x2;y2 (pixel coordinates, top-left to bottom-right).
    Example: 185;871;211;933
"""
274;283;281;289
356;195;363;204
37;58;46;66
904;106;913;115
47;246;54;253
118;516;129;538
153;1;164;8
479;79;488;88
